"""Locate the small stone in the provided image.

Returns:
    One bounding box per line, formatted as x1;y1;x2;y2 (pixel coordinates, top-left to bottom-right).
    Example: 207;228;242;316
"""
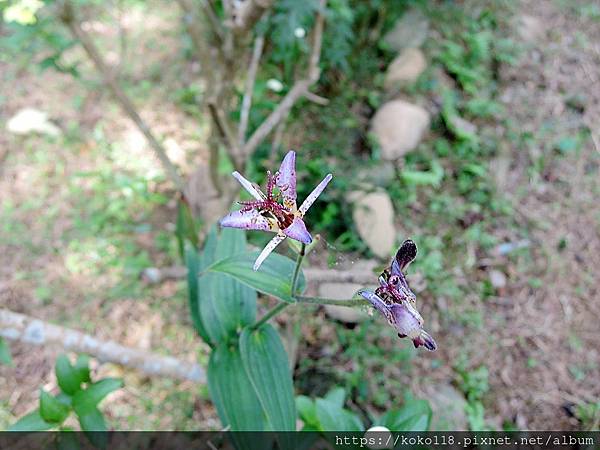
320;283;368;324
371;100;430;160
383;9;429;52
515;14;545;43
427;384;469;431
489;270;507;289
6;108;62;137
356;162;396;188
447;114;477;138
384;48;427;88
350;191;396;258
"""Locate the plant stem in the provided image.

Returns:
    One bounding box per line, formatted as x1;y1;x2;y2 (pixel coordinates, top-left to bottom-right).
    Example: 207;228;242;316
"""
294;296;366;307
251;302;289;330
249;243;307;330
291;243;306;296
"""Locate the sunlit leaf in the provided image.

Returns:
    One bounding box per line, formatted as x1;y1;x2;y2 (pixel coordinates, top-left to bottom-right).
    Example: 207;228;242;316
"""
208;344;263;431
240;324;296;431
55;355;81;395
377;399;432;431
40;389;70;424
0;337;12;366
72;378;123;409
8;410;54;431
207;251;305;303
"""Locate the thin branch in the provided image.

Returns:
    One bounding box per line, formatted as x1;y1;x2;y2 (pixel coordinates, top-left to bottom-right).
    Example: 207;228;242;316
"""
238;35;264;146
208;103;242;171
141;265;377;285
231;0;274;33
302;268;377;284
241;0;327;157
200;0;225;45
308;0;326;83
294;296;366;307
304;91;329;106
59;0;185;193
0;309;205;383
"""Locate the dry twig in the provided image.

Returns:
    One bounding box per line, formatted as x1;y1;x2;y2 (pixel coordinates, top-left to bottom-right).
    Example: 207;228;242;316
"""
59;0;185;193
0;309;205;383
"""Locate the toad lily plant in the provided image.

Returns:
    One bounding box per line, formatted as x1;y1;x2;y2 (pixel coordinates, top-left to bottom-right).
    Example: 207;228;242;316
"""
219;150;332;270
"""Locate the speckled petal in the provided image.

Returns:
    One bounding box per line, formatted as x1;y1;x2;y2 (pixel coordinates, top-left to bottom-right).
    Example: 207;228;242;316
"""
253;233;286;271
219;209;274;231
299;173;333;215
277;150;297;210
359;289;394;324
282;217;312;244
390;302;424;339
232;171;265;201
412;330;437;351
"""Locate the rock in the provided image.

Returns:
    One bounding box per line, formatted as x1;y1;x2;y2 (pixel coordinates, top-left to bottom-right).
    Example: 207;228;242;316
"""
371;100;430;160
384;48;427;88
446;114;477;138
357;162;396;188
320;283;368;324
6;108;62;137
489;270;507;289
515;15;545;43
427;384;469;431
383;9;429;52
349;191;396;258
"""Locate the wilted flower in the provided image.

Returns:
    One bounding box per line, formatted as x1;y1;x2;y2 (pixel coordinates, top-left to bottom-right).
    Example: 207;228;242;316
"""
359;240;437;351
220;150;332;271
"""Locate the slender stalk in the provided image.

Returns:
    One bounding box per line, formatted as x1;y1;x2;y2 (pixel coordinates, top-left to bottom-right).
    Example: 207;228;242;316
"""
249;243;307;329
294;296;365;307
251;302;289;330
291;243;306;296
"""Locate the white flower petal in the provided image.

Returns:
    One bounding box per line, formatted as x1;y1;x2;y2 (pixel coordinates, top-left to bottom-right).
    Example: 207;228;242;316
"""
299;173;332;215
232;171;265;201
253;233;286;271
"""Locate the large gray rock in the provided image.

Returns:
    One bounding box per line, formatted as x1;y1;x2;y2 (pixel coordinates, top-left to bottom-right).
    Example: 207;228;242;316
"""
349;191;396;258
427;384;469;431
383;9;429;52
320;283;368;324
384;48;427;88
371;100;430;160
6;108;61;137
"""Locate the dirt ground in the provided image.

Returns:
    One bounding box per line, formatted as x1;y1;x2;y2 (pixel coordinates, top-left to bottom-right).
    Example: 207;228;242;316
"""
1;0;599;431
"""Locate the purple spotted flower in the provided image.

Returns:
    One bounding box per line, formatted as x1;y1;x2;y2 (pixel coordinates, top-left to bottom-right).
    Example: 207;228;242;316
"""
219;150;332;271
359;240;437;351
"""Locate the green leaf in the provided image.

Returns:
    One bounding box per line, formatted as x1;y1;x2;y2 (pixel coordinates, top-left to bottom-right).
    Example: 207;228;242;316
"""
72;378;123;409
74;355;91;384
197;229;256;345
8;410;54;431
240;325;296;431
324;388;346;408
207;251;305;303
315;398;364;431
378;399;432;431
0;337;12;366
184;241;211;343
207;344;264;432
55;355;81;395
296;396;318;428
175;199;199;259
73;401;108;449
74;404;106;432
39;389;71;424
